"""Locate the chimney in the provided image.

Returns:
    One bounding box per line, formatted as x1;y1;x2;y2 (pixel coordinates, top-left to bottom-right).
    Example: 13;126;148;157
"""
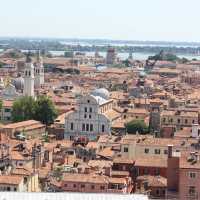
168;144;173;158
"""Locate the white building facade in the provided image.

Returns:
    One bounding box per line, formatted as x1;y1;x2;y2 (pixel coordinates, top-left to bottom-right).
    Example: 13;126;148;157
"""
23;55;35;97
23;52;45;97
34;51;44;89
65;89;113;140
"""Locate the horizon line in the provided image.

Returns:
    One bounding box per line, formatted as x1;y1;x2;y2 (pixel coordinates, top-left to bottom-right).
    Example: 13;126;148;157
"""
0;36;200;45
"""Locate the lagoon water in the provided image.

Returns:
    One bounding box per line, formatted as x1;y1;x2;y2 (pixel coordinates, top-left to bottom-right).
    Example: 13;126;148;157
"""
49;50;200;60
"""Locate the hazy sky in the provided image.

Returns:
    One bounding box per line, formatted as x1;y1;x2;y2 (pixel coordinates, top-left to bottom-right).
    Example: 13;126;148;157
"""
0;0;199;42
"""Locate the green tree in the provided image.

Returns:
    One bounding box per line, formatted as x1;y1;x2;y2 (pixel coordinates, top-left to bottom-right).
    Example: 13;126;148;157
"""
125;119;149;134
12;95;58;125
12;96;36;122
34;95;58;125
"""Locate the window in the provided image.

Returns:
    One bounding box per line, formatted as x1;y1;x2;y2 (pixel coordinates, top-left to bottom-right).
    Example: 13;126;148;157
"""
164;150;168;154
124;147;128;153
192;120;195;124
24;177;28;184
156;190;160;195
155;168;160;176
91;185;95;190
143;182;148;190
102;124;105;132
89;114;92;119
73;184;77;188
81;184;85;188
177;119;180;124
86;124;89;131
189;172;196;179
29;71;31;76
64;184;68;187
189;186;196;195
84;114;87;119
144;148;149;154
7;187;10;191
82;124;85;131
89;107;92;112
155;149;160;154
144;168;149;175
14;187;17;191
87;100;90;103
170;118;173;123
70;123;74;130
100;186;105;190
185;119;188;124
85;107;87;112
4;108;11;113
90;124;93;131
163;118;166;122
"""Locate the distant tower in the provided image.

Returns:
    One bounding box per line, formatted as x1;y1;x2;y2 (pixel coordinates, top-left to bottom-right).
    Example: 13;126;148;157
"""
129;51;133;60
106;47;117;65
95;49;100;58
34;50;44;88
23;52;35;97
149;102;163;136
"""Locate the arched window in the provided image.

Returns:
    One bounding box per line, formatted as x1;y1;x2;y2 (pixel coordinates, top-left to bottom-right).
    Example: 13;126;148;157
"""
102;124;105;132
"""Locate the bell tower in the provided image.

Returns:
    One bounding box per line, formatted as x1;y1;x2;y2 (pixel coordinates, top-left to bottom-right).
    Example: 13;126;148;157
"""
35;50;44;88
23;52;35;97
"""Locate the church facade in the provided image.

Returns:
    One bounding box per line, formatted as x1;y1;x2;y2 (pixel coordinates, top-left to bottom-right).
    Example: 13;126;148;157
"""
65;88;114;140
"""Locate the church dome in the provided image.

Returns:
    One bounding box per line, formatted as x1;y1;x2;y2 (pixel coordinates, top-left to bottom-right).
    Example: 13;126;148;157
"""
139;71;146;78
13;76;24;90
91;88;110;100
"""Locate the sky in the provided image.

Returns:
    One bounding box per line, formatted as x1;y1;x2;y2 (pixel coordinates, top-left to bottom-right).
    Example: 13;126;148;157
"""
0;0;199;42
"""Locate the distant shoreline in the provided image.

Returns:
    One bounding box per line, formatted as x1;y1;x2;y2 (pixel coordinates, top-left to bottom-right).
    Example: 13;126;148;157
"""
0;37;200;47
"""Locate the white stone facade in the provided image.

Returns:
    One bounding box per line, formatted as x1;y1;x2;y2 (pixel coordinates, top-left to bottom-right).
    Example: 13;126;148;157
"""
65;91;113;140
34;58;44;88
23;62;35;97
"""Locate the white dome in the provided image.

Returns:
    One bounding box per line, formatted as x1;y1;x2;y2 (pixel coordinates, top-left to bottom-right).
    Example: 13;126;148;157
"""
91;88;110;100
13;76;24;90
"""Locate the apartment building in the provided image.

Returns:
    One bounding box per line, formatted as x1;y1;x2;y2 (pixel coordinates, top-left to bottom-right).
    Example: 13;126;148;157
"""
59;173;132;194
161;110;199;130
179;152;200;200
121;135;194;159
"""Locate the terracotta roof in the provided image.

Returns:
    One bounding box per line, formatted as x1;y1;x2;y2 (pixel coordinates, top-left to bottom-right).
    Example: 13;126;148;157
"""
12;167;32;176
88;160;113;169
135;157;167;168
0;175;23;185
137;175;167;187
98;147;115;158
62;173;108;184
108;177;127;184
3;120;43;129
113;158;134;164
